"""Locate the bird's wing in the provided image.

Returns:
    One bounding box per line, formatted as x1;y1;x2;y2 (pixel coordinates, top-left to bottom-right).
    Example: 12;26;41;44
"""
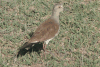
28;18;59;43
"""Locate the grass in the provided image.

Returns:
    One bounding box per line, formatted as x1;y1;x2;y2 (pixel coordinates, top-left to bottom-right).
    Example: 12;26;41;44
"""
0;0;100;67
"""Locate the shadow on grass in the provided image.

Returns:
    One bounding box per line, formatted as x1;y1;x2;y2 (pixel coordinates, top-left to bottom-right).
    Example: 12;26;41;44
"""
17;32;44;58
17;42;43;58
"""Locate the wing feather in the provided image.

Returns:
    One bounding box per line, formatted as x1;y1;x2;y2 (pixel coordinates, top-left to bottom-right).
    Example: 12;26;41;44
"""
29;18;59;43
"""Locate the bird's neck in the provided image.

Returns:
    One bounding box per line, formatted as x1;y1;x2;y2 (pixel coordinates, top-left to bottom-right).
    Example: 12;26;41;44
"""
51;11;60;22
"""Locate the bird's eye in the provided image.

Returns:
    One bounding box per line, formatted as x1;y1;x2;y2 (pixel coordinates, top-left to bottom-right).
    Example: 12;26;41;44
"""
58;5;63;8
59;6;61;8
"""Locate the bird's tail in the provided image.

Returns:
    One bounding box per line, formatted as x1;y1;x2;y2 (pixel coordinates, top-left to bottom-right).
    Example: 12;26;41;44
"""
18;42;32;50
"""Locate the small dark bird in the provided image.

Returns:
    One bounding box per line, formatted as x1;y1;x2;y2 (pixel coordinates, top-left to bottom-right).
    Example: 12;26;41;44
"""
18;3;63;51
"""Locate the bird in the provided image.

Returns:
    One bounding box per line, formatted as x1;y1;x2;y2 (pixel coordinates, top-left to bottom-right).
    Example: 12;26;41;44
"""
18;3;63;51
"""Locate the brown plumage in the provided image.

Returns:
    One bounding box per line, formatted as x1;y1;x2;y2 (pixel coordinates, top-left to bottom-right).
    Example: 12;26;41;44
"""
29;18;59;43
18;3;63;50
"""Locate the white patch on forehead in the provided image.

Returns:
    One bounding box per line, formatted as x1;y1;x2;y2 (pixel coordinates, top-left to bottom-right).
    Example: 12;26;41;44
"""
60;5;63;8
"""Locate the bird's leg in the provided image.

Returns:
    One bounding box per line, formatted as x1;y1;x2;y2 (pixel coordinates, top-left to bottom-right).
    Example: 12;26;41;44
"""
43;43;47;58
43;43;47;51
43;43;45;51
43;43;45;56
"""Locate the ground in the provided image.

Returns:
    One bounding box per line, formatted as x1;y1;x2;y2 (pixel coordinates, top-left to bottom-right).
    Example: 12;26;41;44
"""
0;0;100;67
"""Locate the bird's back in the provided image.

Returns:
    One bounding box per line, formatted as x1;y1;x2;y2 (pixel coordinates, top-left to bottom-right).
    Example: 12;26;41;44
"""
28;17;59;43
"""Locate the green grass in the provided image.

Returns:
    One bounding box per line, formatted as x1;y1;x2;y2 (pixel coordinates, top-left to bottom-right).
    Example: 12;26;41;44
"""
0;0;100;67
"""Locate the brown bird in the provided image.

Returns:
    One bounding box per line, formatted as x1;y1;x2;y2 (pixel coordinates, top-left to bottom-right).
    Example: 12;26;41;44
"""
18;3;63;51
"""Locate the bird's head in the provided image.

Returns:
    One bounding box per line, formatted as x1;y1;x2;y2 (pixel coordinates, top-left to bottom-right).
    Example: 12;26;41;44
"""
53;3;63;13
